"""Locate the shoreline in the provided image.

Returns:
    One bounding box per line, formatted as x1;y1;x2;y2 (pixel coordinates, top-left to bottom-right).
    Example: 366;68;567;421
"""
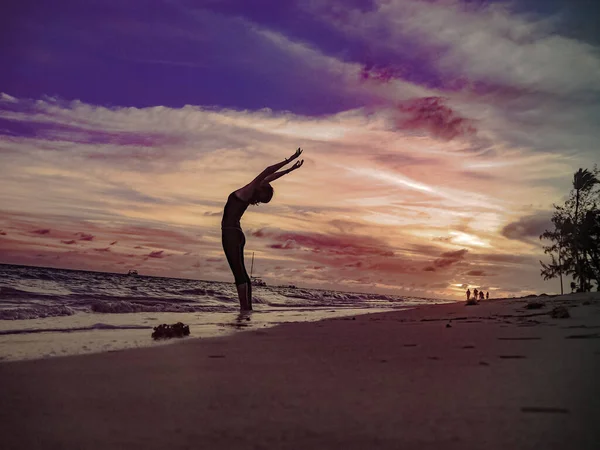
2;293;599;449
0;293;592;364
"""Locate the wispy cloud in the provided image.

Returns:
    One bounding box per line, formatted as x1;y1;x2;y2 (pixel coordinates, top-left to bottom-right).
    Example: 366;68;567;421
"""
1;0;597;298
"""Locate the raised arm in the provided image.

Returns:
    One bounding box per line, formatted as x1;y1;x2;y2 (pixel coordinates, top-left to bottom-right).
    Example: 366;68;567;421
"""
262;159;304;184
235;148;303;201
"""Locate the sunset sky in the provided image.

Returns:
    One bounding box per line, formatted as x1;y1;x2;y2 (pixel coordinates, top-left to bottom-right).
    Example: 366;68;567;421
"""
1;0;599;299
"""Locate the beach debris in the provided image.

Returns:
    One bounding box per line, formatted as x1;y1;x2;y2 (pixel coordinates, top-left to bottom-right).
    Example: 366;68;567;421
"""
446;323;452;328
465;298;478;306
550;306;570;319
151;322;190;340
525;301;544;310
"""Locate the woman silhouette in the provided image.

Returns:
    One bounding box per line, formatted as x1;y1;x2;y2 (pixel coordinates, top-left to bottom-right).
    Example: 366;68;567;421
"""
222;148;304;310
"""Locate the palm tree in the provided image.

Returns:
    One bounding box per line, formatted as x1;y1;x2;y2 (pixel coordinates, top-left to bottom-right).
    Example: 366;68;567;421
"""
573;168;599;291
573;169;599;220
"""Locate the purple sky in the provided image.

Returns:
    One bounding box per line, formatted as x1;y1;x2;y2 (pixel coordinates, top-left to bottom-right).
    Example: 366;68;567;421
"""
1;0;599;298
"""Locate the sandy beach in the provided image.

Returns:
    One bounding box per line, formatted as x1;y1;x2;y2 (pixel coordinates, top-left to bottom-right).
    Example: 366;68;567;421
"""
1;293;599;450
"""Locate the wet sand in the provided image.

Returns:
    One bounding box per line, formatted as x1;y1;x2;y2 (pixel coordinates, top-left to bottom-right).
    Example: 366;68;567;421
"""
1;293;599;449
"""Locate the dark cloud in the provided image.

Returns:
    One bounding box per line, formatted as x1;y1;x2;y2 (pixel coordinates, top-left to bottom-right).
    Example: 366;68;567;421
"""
93;247;111;252
466;270;487;276
253;228;395;257
203;211;222;217
423;266;436;272
76;232;95;241
61;240;77;245
396;97;476;141
110;241;118;245
441;249;469;259
32;229;50;235
502;213;552;241
148;250;165;258
432;248;469;269
345;261;363;268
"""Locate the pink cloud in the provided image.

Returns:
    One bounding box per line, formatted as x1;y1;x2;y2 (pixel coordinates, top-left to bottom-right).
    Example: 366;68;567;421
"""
76;232;95;241
148;250;165;258
253;228;394;258
396;97;476;141
32;229;51;235
61;240;77;245
359;63;403;83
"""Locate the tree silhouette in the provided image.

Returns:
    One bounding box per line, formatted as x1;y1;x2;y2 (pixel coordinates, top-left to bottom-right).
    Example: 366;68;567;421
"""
540;166;599;293
572;169;599;291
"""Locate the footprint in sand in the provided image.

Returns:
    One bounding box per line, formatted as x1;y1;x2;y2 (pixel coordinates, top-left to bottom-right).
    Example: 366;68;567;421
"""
208;354;226;358
462;345;475;349
497;337;541;341
565;333;600;339
520;407;569;414
499;355;527;359
403;344;418;347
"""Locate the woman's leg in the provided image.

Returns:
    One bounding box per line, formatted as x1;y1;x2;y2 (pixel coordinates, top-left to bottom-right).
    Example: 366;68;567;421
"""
222;229;253;311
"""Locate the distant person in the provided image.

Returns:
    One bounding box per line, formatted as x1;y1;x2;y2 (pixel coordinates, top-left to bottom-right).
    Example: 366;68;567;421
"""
479;291;484;301
473;288;479;301
466;289;471;301
221;148;304;311
486;291;489;300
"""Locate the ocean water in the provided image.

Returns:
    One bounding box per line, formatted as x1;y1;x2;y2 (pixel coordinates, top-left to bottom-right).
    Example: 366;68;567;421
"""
0;264;453;361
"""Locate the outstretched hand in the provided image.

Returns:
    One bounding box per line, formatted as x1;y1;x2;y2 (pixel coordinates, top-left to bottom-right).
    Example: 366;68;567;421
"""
289;147;303;161
290;159;304;171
